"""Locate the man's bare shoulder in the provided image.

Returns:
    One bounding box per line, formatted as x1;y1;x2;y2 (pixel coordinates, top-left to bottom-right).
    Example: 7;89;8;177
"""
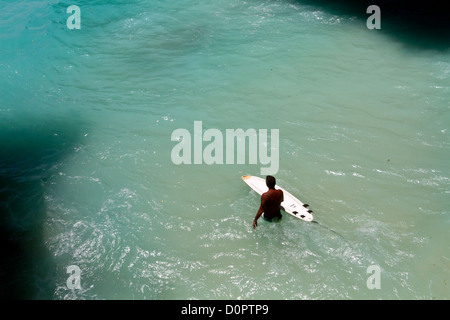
262;189;283;197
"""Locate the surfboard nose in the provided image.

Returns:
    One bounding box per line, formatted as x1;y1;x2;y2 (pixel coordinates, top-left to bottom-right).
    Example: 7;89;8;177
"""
241;175;251;180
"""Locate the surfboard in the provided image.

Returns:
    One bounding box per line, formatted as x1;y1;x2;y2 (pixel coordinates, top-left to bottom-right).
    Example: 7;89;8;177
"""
242;175;314;222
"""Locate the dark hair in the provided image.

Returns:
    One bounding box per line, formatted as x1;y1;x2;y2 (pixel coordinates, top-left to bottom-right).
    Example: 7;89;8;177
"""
266;175;276;189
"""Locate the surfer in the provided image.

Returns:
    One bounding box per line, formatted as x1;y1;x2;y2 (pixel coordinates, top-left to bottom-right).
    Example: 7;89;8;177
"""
252;175;284;229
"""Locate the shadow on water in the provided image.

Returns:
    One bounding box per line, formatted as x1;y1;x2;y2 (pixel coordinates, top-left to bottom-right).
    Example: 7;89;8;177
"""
294;0;450;51
0;114;86;299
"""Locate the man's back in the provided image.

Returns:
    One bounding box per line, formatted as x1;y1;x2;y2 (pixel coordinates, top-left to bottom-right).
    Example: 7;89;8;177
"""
252;175;284;229
260;189;283;219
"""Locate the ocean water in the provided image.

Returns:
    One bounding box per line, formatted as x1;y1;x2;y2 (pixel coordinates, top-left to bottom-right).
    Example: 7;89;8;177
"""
0;0;448;300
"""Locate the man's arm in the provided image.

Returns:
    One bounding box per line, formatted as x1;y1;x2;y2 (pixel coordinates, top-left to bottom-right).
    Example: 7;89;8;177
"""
253;195;265;229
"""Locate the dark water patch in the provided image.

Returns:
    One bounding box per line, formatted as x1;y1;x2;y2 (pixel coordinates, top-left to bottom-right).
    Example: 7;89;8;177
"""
294;0;450;50
0;114;87;299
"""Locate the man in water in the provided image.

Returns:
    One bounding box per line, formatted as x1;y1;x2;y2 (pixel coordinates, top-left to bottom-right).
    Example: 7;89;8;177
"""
252;175;284;229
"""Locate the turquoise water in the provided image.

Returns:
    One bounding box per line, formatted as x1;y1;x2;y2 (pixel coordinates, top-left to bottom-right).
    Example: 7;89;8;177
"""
0;0;449;299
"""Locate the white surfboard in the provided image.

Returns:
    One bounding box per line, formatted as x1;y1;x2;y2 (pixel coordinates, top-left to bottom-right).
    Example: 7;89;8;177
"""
242;175;313;222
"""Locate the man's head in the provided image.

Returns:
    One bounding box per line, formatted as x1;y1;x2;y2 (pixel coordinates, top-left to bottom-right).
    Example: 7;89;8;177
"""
266;175;276;189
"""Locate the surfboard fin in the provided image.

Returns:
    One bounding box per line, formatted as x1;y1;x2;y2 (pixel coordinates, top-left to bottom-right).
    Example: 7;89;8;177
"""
307;210;313;213
303;204;309;208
